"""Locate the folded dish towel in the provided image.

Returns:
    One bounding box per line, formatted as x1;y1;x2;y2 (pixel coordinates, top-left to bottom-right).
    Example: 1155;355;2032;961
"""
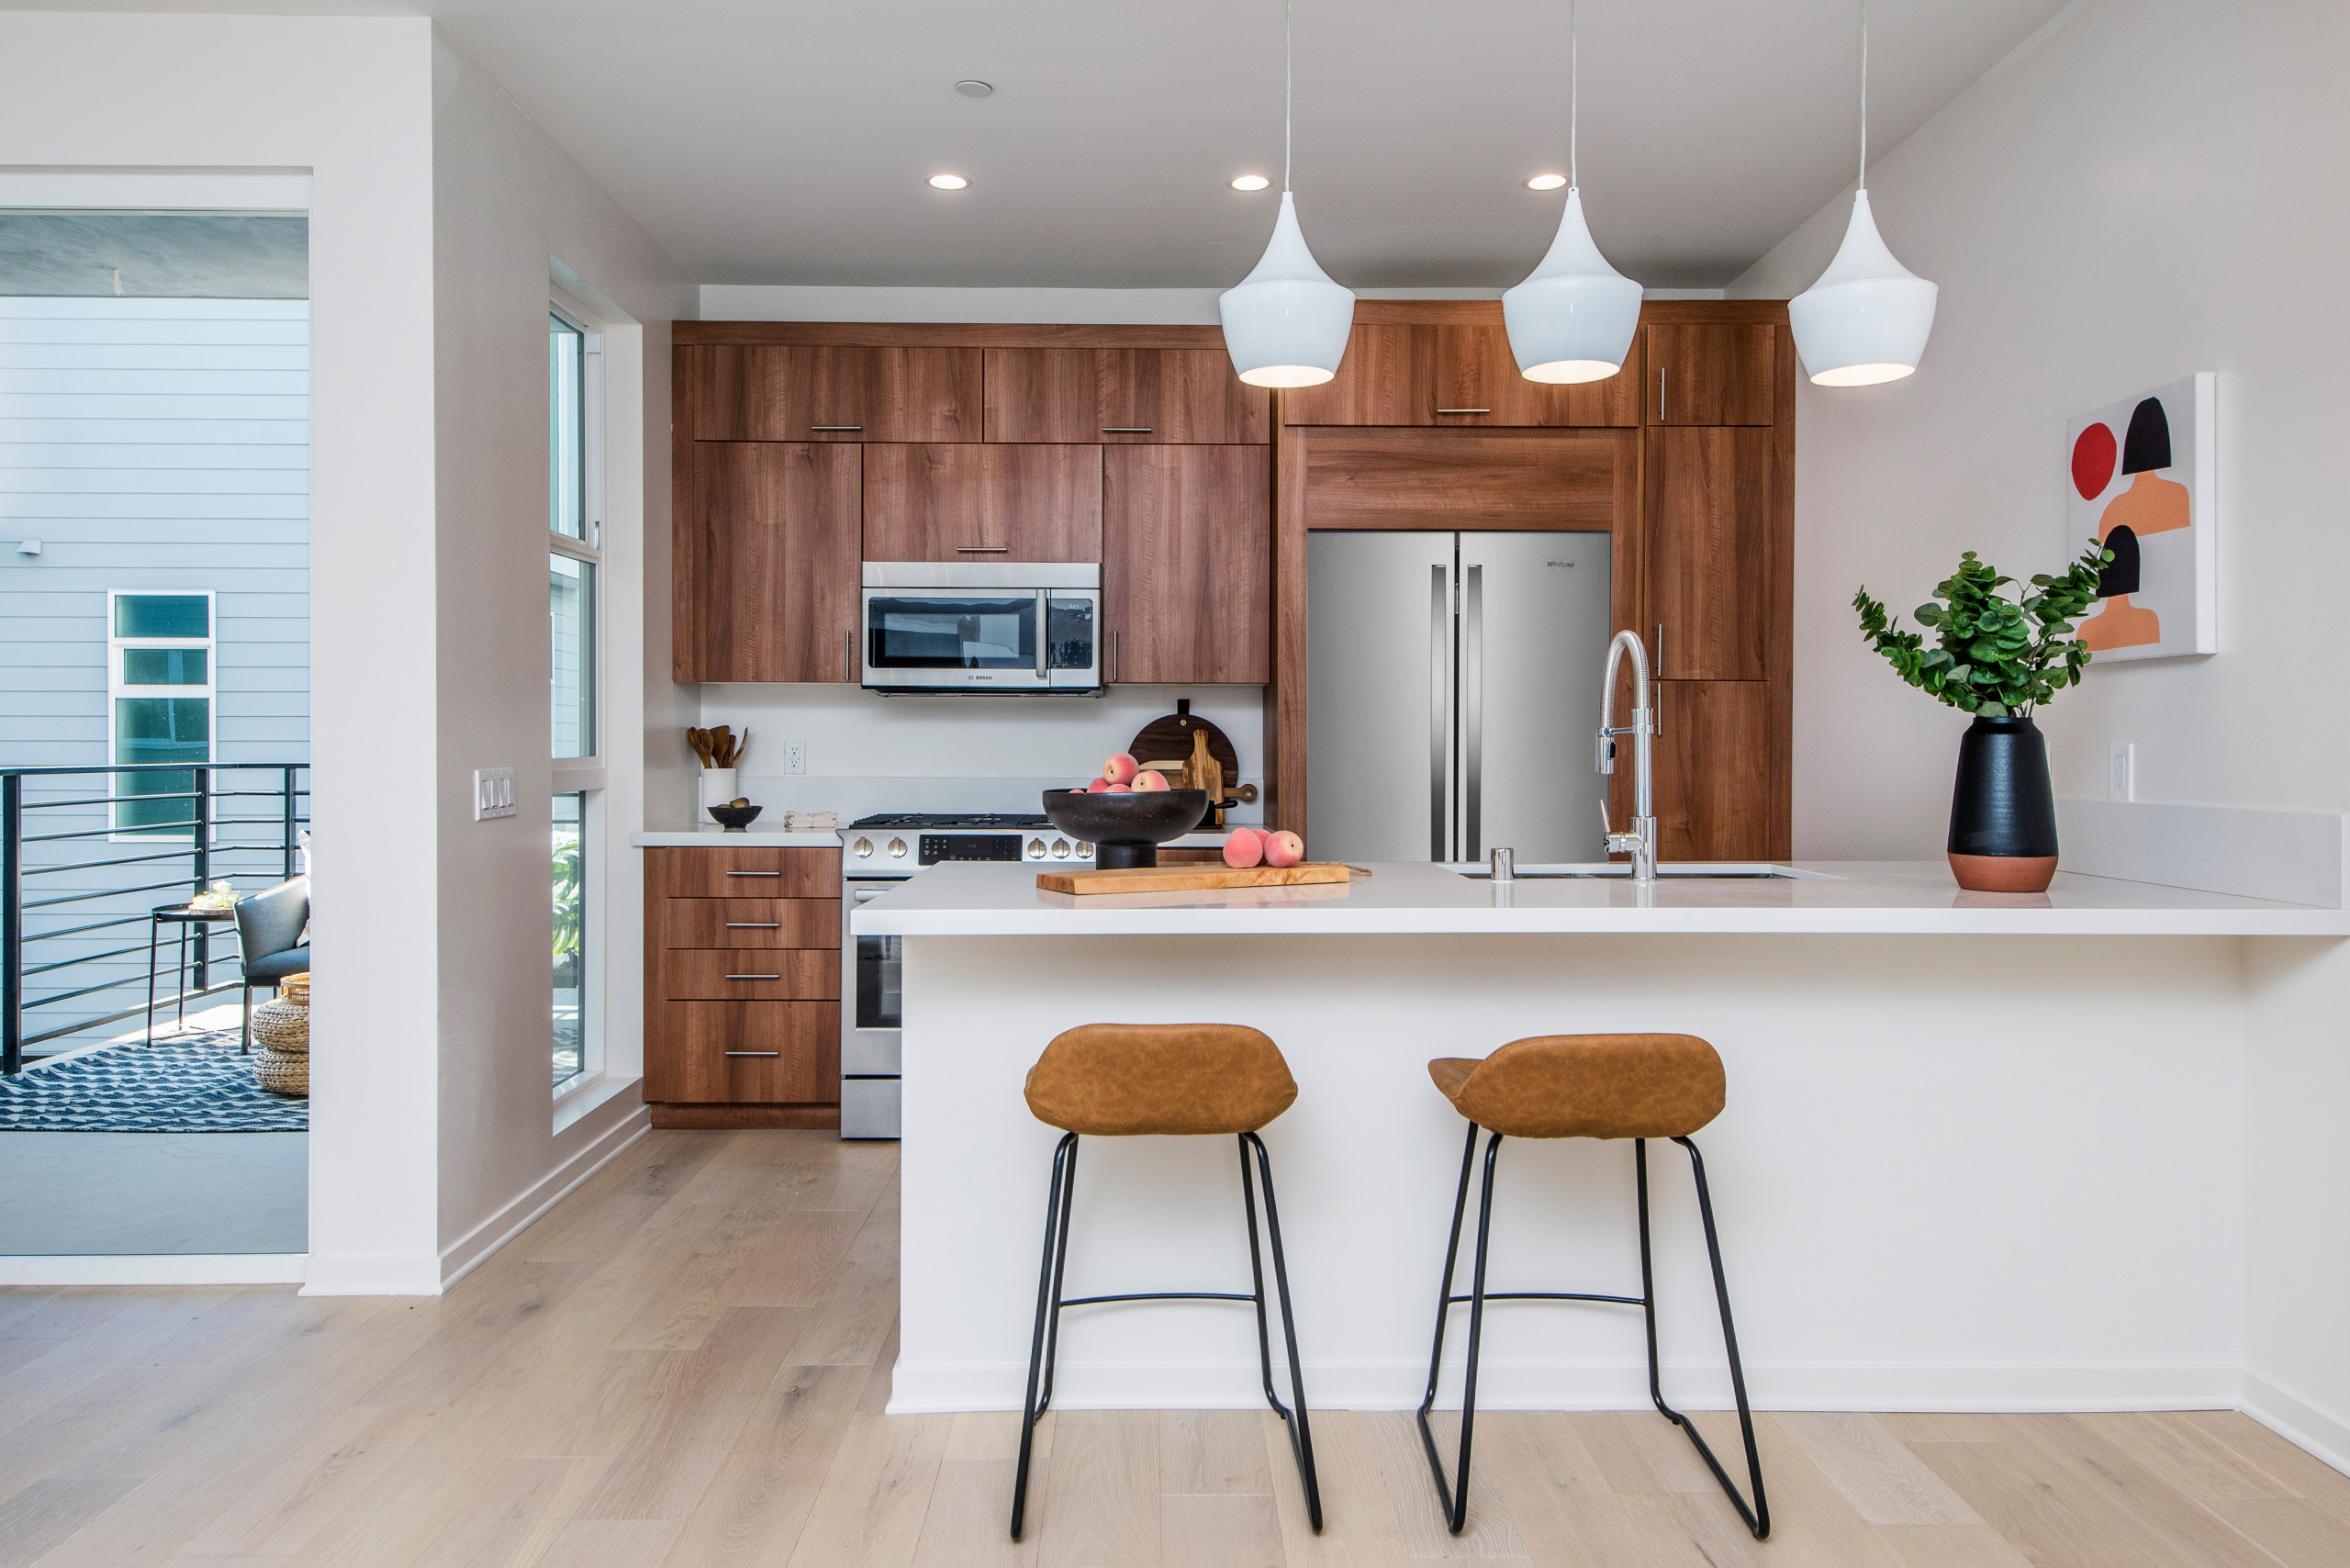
786;811;839;832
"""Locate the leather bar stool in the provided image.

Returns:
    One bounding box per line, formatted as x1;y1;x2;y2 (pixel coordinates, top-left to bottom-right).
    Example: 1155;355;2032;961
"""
1010;1023;1321;1540
1416;1034;1768;1540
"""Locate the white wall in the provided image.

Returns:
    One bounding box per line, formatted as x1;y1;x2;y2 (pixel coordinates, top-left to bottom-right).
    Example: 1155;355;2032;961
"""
1729;0;2350;1466
700;284;1726;321
0;12;441;1287
429;32;694;1280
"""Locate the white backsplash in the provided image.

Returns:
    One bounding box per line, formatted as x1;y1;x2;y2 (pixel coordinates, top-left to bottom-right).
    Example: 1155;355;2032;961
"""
685;683;1266;826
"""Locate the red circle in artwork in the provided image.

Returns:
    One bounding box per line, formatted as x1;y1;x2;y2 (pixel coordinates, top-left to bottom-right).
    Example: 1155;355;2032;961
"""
2072;422;2118;500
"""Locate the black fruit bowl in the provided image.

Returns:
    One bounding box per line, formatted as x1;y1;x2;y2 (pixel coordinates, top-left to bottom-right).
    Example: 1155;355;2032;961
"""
1041;789;1209;869
707;804;763;832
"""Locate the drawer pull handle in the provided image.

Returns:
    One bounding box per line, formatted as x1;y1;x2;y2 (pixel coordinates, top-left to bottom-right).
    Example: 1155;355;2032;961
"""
1435;408;1492;415
725;973;781;981
724;1050;781;1058
1100;426;1152;433
724;870;781;878
809;424;862;431
725;922;781;928
955;545;1010;554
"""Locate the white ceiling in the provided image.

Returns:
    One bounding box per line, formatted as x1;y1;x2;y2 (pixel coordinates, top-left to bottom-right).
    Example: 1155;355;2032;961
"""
12;0;2075;289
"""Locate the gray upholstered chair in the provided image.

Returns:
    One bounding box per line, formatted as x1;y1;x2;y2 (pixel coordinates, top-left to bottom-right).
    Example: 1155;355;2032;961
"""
234;875;310;1055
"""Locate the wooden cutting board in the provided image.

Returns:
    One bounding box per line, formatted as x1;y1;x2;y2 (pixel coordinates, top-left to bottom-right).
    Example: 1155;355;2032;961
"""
1036;863;1352;896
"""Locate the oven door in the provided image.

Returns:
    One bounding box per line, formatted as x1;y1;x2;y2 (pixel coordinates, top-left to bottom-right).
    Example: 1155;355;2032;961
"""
841;881;902;1138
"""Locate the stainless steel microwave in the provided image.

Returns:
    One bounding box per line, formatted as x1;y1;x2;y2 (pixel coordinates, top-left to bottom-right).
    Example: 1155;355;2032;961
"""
859;562;1102;694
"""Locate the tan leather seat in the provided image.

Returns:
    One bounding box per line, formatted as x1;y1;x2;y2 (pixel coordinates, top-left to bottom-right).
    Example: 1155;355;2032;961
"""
1025;1023;1297;1137
1427;1034;1724;1140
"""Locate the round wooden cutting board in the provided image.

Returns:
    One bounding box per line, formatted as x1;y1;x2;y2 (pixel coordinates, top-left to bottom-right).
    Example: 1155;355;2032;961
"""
1128;700;1239;786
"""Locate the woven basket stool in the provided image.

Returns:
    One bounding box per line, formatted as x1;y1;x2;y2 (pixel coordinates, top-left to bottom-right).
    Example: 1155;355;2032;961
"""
250;972;309;1098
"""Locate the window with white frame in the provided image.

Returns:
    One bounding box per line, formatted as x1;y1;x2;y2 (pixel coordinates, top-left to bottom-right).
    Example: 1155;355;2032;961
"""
549;298;602;1094
108;590;215;835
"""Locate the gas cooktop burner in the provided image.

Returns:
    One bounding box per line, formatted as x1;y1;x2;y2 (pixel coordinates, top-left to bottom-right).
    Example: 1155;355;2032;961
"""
848;812;1051;831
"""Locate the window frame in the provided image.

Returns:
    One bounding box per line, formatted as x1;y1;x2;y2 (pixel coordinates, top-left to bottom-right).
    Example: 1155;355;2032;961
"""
106;588;217;841
550;291;605;789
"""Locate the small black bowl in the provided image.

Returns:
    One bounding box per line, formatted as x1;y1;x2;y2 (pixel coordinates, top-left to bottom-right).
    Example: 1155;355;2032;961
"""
707;803;764;832
1041;789;1209;869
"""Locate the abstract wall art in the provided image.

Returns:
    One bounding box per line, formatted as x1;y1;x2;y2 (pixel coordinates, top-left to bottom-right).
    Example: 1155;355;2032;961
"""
2065;373;2216;662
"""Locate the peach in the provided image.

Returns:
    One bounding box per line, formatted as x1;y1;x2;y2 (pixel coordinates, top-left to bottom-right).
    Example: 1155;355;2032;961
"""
1222;828;1266;868
1102;784;1131;794
1133;768;1171;791
1262;830;1304;868
1101;752;1139;786
1084;777;1115;793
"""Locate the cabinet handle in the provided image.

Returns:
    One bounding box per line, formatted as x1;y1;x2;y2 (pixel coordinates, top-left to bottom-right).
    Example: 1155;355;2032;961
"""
724;1050;781;1058
1435;408;1491;416
724;870;781;878
1110;630;1120;683
1100;426;1152;433
809;424;862;431
724;973;781;981
725;922;781;928
956;545;1010;554
846;626;856;681
1659;367;1667;424
1653;622;1665;735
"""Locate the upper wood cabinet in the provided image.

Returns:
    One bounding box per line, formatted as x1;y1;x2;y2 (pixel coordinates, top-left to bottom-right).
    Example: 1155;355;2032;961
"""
1647;427;1774;681
1645;324;1776;426
1105;445;1270;684
984;349;1270;444
1653;680;1781;860
862;444;1102;563
677;442;859;682
1283;323;1640;428
1299;429;1636;532
695;345;981;442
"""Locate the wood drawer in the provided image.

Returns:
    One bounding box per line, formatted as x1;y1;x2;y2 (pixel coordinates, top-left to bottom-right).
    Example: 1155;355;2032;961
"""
645;1001;839;1103
663;898;839;950
660;949;838;1001
646;846;838;899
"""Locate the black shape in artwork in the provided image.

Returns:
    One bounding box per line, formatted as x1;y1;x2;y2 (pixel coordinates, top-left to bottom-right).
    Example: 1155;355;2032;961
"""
2098;525;2142;597
2121;397;2171;474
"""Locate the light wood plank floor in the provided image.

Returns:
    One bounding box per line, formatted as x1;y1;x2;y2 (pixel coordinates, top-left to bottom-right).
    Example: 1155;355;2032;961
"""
4;1129;2348;1567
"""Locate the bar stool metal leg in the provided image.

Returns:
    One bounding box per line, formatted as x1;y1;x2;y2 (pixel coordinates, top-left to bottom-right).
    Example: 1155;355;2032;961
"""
1638;1137;1770;1539
146;918;162;1047
1416;1123;1504;1534
1240;1130;1322;1530
1012;1132;1079;1541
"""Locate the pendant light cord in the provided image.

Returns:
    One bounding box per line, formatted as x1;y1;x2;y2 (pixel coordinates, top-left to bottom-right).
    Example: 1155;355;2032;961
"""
1283;0;1293;194
1857;0;1869;195
1569;0;1579;191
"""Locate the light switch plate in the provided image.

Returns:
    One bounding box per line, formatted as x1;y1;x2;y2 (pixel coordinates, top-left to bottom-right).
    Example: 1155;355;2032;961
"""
2108;744;2135;802
475;767;517;821
782;739;807;776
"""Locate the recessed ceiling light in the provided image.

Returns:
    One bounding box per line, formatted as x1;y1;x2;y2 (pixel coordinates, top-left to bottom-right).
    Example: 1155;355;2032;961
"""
1527;174;1568;191
1230;174;1271;192
927;174;968;191
955;80;993;98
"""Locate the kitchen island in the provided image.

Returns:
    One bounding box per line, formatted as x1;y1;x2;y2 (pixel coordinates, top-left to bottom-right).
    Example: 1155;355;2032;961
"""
859;858;2347;1417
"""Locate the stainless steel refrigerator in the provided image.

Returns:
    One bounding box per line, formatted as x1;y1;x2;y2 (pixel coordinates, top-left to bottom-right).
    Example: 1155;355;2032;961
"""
1307;531;1616;865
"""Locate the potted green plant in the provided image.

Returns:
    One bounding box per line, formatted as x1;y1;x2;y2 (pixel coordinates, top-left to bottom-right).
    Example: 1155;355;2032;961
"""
1852;541;2109;892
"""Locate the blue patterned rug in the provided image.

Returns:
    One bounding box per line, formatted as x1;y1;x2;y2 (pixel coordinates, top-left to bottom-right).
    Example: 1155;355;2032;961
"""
0;1028;308;1133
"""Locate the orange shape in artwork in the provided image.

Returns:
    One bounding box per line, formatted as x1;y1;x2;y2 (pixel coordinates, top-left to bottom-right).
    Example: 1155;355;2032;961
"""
2081;596;2160;650
2097;471;2189;541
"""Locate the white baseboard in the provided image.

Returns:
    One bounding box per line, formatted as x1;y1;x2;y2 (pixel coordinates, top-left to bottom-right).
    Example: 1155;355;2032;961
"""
434;1099;651;1292
2242;1370;2350;1478
0;1253;307;1286
886;1358;2244;1415
300;1253;442;1295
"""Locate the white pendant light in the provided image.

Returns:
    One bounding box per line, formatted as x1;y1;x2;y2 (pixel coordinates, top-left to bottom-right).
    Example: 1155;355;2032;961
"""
1503;0;1641;385
1220;0;1353;389
1788;0;1938;386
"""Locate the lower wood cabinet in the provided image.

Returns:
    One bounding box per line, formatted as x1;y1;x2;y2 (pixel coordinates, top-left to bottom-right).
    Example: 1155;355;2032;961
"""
644;847;842;1129
1105;445;1270;684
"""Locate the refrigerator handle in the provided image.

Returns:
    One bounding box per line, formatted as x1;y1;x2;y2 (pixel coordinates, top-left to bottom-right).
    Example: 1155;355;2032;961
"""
1430;563;1449;863
1464;564;1483;861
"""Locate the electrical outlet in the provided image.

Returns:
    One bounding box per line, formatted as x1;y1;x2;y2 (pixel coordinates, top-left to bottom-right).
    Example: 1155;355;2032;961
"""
2109;743;2135;802
782;739;807;776
474;767;516;821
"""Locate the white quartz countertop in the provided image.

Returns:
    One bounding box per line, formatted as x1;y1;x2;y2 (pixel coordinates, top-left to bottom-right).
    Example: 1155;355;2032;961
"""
850;859;2350;936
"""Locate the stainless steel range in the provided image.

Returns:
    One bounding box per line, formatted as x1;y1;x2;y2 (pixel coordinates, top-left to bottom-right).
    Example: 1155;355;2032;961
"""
837;813;1098;1138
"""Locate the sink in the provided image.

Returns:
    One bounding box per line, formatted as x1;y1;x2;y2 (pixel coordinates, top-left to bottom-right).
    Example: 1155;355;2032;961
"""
1446;862;1824;880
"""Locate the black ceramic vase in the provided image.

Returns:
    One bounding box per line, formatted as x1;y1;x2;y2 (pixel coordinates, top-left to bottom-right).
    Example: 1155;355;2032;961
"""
1947;715;2059;892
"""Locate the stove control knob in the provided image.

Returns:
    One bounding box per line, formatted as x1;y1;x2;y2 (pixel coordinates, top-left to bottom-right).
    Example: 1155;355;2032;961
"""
1076;841;1094;859
853;837;873;858
1049;838;1070;858
1027;838;1046;858
887;837;908;858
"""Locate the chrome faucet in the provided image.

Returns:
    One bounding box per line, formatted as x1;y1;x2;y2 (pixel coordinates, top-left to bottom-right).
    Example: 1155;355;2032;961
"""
1595;629;1659;883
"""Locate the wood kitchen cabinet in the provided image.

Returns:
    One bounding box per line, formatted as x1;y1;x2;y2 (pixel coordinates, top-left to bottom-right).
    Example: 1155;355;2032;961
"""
862;443;1103;563
1645;323;1776;426
1647;426;1775;681
1104;445;1271;684
1284;319;1640;428
677;442;859;683
1653;680;1782;861
644;846;842;1128
695;344;981;442
984;349;1270;444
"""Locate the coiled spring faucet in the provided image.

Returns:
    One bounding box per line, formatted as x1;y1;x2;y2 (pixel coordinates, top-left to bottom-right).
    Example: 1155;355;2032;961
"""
1595;629;1659;884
